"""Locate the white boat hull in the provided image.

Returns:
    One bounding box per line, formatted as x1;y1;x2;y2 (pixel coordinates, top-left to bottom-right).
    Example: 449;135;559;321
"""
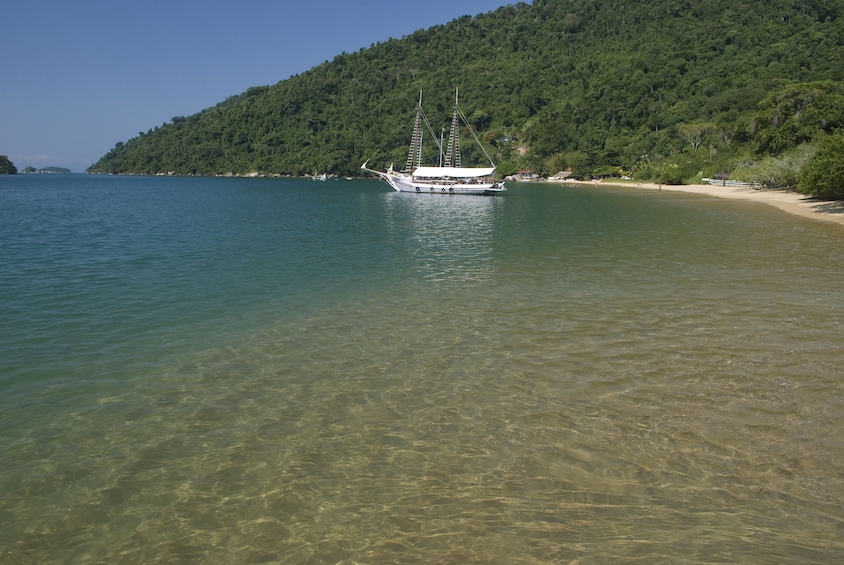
367;169;506;195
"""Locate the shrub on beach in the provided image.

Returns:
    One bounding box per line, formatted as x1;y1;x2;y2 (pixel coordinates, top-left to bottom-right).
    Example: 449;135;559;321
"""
799;134;844;200
730;144;812;189
656;164;685;185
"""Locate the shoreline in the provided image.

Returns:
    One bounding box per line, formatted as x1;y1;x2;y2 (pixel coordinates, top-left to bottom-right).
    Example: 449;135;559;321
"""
548;179;844;226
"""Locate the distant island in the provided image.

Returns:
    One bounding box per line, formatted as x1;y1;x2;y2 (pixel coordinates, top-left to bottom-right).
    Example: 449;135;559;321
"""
0;159;72;174
20;165;72;174
36;166;71;174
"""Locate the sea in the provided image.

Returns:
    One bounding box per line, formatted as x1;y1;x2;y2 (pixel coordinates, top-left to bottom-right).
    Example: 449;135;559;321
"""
1;173;842;564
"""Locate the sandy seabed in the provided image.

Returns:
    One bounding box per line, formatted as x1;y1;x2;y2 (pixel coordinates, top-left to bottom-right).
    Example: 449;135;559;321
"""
551;179;844;226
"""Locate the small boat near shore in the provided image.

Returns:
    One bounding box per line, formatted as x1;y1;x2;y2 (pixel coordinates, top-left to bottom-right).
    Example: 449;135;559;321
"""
362;90;505;195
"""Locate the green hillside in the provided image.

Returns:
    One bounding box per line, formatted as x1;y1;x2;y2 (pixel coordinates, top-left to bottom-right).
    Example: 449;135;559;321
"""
88;0;844;193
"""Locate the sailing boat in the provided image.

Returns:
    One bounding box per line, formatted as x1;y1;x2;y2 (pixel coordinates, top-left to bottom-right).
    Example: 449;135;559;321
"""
362;89;506;195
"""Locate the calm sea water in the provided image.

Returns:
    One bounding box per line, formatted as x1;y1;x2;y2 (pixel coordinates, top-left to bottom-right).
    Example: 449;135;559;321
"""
1;174;842;564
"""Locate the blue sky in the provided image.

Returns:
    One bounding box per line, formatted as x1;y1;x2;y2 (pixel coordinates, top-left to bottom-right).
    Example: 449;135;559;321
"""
2;0;512;172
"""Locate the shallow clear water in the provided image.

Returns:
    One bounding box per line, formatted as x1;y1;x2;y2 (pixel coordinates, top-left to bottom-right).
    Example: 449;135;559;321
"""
1;174;842;563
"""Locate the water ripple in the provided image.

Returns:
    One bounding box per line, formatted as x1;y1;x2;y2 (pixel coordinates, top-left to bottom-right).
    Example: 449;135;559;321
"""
1;178;842;563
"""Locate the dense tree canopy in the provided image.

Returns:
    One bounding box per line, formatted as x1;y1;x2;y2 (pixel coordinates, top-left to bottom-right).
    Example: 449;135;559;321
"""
89;0;844;190
749;81;844;154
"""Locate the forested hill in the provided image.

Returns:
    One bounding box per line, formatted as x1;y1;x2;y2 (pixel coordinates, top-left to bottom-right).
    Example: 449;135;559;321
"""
89;0;844;186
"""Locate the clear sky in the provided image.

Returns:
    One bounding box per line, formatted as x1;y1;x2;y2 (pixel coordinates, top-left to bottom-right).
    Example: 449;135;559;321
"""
2;0;512;172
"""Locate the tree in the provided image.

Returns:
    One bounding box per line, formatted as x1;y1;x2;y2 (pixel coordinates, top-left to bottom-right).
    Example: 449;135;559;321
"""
678;122;715;152
749;81;844;154
798;134;844;199
0;155;17;174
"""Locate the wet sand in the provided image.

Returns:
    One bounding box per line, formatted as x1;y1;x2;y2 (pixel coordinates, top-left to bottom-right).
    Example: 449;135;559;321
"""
551;179;844;226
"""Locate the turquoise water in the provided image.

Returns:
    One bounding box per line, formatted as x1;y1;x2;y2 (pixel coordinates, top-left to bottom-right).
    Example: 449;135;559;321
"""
1;174;842;563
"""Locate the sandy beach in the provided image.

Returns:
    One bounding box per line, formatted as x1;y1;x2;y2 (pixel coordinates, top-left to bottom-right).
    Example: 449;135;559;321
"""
550;179;844;226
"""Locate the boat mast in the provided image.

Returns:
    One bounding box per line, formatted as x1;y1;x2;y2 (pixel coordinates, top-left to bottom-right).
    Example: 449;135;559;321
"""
444;88;462;168
404;91;424;173
438;128;445;167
